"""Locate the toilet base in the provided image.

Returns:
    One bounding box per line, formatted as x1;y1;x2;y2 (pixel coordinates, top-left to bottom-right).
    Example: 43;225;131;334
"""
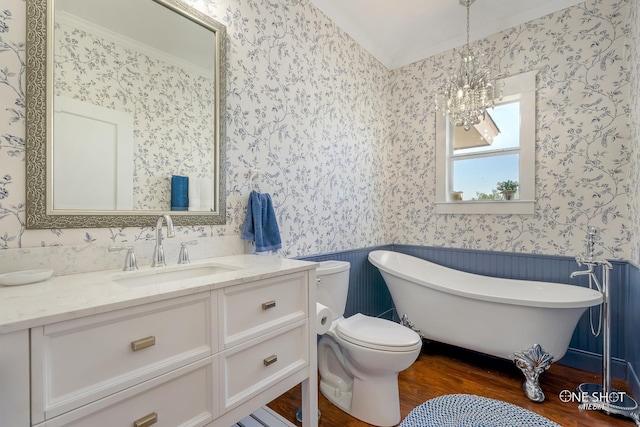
321;374;401;427
319;379;352;413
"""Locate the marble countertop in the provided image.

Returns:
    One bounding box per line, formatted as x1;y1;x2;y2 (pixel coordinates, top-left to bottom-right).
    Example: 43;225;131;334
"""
0;255;317;334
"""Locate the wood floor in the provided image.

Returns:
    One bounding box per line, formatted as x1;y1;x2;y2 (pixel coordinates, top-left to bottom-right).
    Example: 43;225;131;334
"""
268;341;636;427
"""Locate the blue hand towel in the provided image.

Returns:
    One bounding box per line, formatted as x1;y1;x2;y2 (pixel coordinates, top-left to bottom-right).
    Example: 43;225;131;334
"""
241;191;282;252
171;175;189;211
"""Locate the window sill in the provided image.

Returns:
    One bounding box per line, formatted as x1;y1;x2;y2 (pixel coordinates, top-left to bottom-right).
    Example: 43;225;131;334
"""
435;200;535;215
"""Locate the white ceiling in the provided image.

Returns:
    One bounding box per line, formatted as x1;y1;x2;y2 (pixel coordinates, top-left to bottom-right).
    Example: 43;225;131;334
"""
56;0;216;72
309;0;586;69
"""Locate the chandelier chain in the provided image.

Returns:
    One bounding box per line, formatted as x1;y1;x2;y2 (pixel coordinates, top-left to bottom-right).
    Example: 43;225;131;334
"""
434;0;503;130
466;0;470;49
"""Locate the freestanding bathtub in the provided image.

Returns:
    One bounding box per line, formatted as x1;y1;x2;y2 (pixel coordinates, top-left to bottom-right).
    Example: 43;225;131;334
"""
368;250;603;402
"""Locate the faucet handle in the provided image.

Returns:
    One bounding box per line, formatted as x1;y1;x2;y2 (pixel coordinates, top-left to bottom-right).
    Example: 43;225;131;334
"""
586;227;598;259
178;240;198;264
109;245;138;271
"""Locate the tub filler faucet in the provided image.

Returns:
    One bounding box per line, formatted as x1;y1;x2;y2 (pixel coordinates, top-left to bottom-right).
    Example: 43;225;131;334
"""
152;214;175;267
569;262;594;279
573;227;603;268
570;228;640;424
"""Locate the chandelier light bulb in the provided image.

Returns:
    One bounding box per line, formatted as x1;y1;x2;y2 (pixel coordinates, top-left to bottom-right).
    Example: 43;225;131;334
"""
434;0;502;130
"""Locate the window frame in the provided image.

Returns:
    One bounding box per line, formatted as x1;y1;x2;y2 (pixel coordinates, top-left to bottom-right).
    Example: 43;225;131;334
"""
435;70;537;215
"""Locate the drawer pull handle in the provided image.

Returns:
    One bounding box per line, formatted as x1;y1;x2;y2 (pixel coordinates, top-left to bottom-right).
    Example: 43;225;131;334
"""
134;412;158;427
262;300;276;310
131;336;156;351
263;354;278;366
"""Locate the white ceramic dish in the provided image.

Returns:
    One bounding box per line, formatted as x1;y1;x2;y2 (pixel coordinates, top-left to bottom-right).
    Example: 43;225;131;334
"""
0;269;54;286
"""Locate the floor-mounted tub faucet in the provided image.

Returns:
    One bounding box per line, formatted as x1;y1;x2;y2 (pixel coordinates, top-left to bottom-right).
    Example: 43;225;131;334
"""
152;214;175;267
569;261;594;279
571;228;610;288
570;229;639;424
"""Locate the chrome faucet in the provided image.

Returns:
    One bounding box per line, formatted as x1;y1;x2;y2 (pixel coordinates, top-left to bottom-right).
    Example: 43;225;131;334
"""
151;214;175;267
570;261;594;278
585;227;597;260
109;245;138;271
178;240;198;264
570;228;611;292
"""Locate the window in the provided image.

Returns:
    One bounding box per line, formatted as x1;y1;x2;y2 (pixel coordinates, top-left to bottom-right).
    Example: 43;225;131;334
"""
435;70;537;215
451;101;520;200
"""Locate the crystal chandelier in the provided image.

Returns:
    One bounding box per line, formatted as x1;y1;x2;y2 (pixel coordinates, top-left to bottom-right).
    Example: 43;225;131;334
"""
435;0;501;131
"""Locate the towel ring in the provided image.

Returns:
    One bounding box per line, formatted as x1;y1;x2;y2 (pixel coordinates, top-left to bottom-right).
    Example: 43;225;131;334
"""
247;169;265;191
249;169;261;182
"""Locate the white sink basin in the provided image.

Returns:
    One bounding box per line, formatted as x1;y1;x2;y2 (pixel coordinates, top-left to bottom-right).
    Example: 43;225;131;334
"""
113;263;238;287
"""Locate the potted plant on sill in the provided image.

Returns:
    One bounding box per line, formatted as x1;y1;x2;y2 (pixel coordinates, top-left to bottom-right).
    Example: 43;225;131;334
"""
497;180;519;201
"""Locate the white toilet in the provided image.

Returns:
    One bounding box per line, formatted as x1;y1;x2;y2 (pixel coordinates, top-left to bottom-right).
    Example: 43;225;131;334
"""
316;260;422;427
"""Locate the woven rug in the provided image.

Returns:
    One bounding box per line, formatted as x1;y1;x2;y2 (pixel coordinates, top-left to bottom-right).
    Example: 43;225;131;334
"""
400;394;561;427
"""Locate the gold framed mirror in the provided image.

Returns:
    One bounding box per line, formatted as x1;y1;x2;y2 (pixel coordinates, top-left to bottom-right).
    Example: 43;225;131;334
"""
26;0;226;228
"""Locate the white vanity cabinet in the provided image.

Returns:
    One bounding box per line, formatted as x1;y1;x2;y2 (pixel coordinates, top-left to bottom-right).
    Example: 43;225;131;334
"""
0;330;30;426
32;357;218;427
11;260;318;427
219;273;309;413
30;292;216;425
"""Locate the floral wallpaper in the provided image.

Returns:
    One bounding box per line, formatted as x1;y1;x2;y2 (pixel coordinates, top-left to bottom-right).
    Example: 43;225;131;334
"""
629;0;640;266
0;0;637;272
54;19;216;211
0;3;26;252
387;0;631;260
0;0;389;268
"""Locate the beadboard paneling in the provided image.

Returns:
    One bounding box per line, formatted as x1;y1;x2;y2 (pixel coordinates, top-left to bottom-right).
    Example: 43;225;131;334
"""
628;264;640;399
303;245;632;381
392;245;627;365
299;245;395;320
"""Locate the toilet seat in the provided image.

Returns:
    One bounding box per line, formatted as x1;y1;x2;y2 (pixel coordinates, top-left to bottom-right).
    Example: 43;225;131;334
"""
336;313;421;352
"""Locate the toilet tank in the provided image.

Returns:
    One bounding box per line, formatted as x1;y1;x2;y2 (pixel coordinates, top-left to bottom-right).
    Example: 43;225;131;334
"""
316;260;351;320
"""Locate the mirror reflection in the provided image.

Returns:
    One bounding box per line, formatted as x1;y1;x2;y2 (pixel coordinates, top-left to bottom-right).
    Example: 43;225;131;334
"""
26;0;227;228
53;0;216;212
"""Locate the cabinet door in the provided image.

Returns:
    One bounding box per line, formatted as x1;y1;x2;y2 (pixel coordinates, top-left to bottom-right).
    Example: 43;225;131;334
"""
40;356;218;427
31;292;214;422
0;330;29;427
221;320;309;411
220;272;307;348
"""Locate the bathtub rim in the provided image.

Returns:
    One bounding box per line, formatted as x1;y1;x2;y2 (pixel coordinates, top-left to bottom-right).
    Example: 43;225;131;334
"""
368;250;603;309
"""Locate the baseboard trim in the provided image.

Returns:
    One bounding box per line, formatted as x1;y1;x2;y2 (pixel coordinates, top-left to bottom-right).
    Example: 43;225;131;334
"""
627;361;640;401
558;348;627;380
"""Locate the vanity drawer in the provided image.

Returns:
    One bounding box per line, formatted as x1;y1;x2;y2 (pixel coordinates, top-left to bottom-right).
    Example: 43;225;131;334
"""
38;356;218;427
220;272;307;348
221;320;308;411
31;292;214;422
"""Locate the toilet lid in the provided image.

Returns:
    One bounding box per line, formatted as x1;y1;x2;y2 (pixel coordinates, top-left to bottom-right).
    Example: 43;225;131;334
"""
336;313;421;352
